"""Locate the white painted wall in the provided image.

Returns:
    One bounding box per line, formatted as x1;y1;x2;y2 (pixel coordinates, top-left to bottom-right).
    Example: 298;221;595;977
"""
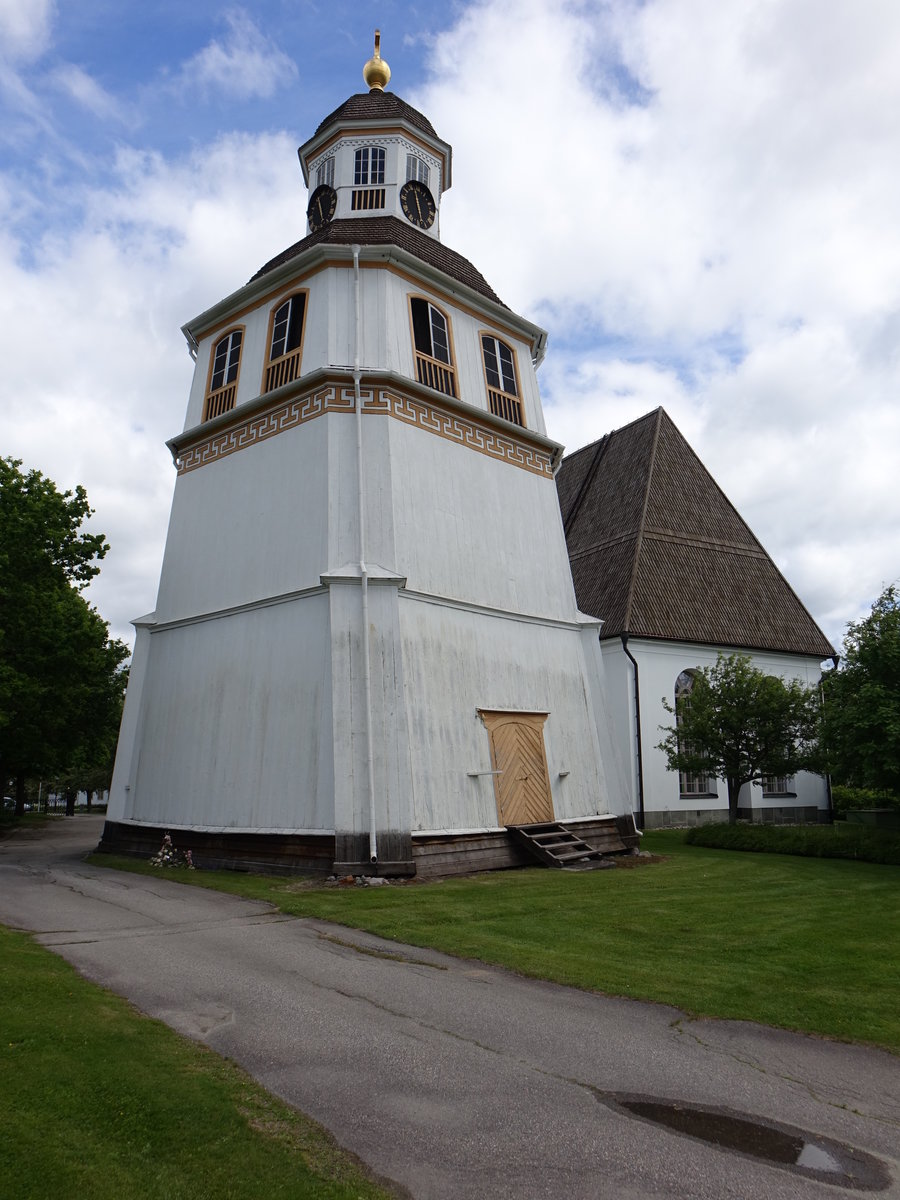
156;419;330;623
184;264;544;438
601;638;830;825
385;418;576;617
399;597;624;832
123;594;334;833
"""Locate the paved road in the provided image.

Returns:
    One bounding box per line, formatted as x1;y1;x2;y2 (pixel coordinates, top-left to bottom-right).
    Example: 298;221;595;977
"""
1;816;897;1199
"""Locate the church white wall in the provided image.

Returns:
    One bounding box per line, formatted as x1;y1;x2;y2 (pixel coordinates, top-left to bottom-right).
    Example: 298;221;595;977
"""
183;268;339;432
107;620;153;823
183;264;546;444
123;594;334;833
399;597;625;832
600;638;830;826
378;273;546;434
387;419;577;618
155;420;330;623
596;644;640;818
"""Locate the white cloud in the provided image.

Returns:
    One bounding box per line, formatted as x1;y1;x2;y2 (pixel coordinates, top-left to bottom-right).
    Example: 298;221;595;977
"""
1;131;302;646
3;0;899;659
0;0;54;63
178;8;298;99
50;63;128;123
415;0;900;648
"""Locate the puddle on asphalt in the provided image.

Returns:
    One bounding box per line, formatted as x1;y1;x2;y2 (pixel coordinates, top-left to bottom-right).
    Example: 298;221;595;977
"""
597;1093;891;1191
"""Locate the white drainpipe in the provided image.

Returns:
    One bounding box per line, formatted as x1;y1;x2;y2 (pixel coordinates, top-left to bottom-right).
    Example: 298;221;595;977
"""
352;245;378;864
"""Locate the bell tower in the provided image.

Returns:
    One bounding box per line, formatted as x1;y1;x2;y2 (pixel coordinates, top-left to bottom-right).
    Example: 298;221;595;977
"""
299;32;450;240
104;35;630;876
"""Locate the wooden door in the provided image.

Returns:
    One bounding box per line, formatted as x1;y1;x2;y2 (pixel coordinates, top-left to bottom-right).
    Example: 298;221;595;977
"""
480;711;554;826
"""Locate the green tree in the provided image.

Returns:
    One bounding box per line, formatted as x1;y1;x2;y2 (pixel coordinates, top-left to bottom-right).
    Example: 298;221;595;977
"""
0;459;128;815
658;652;823;824
823;586;900;795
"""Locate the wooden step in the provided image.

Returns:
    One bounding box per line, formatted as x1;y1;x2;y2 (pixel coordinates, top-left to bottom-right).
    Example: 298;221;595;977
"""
507;821;613;869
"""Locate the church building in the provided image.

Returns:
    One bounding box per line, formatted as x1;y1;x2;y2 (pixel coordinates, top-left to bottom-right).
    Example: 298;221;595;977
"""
557;407;835;828
102;37;637;877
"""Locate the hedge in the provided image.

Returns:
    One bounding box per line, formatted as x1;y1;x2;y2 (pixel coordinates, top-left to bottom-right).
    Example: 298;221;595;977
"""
684;822;900;865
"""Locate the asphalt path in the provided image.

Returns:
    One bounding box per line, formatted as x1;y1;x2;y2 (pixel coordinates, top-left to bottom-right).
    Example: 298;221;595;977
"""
1;815;897;1199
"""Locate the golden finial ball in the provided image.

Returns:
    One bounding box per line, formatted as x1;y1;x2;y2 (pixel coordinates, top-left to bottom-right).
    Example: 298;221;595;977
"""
363;29;391;91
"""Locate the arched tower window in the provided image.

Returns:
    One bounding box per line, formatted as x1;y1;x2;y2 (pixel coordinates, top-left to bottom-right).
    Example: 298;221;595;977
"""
263;292;307;394
481;334;523;426
406;154;429;186
316;157;335;187
204;328;243;421
352;145;386;210
354;146;385;185
675;669;717;798
410;297;456;398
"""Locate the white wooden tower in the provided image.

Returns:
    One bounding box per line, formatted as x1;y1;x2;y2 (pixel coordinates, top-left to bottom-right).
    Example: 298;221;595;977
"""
105;36;631;876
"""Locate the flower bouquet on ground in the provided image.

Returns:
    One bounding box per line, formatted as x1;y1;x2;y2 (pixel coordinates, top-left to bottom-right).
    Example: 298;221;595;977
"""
149;832;195;869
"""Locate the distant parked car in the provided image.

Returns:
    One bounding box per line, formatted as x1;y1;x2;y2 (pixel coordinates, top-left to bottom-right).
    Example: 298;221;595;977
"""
2;797;14;811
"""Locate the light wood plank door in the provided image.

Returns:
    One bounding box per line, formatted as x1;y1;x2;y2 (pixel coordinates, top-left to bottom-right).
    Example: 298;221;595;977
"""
480;711;554;826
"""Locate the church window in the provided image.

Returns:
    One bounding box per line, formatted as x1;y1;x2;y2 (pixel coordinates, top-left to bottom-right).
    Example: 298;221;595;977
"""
263;291;307;394
406;154;429;186
316;157;335;187
204;328;243;421
410;296;456;398
674;669;717;798
762;775;794;795
354;146;385;185
352;146;386;210
481;334;523;426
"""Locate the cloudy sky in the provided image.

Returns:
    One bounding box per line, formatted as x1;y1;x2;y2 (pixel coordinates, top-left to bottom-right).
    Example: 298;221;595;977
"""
3;0;899;655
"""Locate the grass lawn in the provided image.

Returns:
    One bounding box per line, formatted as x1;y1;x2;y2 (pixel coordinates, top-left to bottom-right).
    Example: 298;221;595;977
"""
93;830;900;1053
0;926;396;1200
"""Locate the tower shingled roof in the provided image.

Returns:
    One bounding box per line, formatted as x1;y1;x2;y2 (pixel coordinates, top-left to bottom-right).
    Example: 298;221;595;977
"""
314;91;437;139
557;408;835;658
249;215;506;307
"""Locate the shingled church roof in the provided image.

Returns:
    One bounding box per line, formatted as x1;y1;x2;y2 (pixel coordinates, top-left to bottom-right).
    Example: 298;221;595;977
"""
557;408;834;658
313;91;438;139
249;215;506;306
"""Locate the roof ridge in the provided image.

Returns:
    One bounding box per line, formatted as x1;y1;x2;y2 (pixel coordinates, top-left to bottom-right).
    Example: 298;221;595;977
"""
621;407;664;632
562;433;610;535
555;407;835;657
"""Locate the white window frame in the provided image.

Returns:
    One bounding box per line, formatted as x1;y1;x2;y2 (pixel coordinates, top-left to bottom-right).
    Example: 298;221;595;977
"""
675;669;717;798
406;154;430;186
354;146;385;186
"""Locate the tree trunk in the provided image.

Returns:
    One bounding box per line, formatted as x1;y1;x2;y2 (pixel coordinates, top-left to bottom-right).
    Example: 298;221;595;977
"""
726;777;741;824
15;774;26;818
85;789;93;812
65;787;75;817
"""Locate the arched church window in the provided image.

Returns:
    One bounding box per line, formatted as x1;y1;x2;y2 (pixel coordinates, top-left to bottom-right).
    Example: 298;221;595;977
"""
316;157;335;187
204;328;243;421
762;775;794;796
354;146;385;185
263;291;307;394
674;669;717;798
409;296;456;398
481;334;523;426
406;154;429;187
352;146;386;210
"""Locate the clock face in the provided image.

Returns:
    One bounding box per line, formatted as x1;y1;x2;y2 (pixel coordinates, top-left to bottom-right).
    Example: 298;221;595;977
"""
399;180;436;230
307;184;337;232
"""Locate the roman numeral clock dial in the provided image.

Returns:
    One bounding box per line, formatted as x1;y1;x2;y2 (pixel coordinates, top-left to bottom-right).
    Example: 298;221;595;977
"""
307;184;337;232
400;179;436;229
